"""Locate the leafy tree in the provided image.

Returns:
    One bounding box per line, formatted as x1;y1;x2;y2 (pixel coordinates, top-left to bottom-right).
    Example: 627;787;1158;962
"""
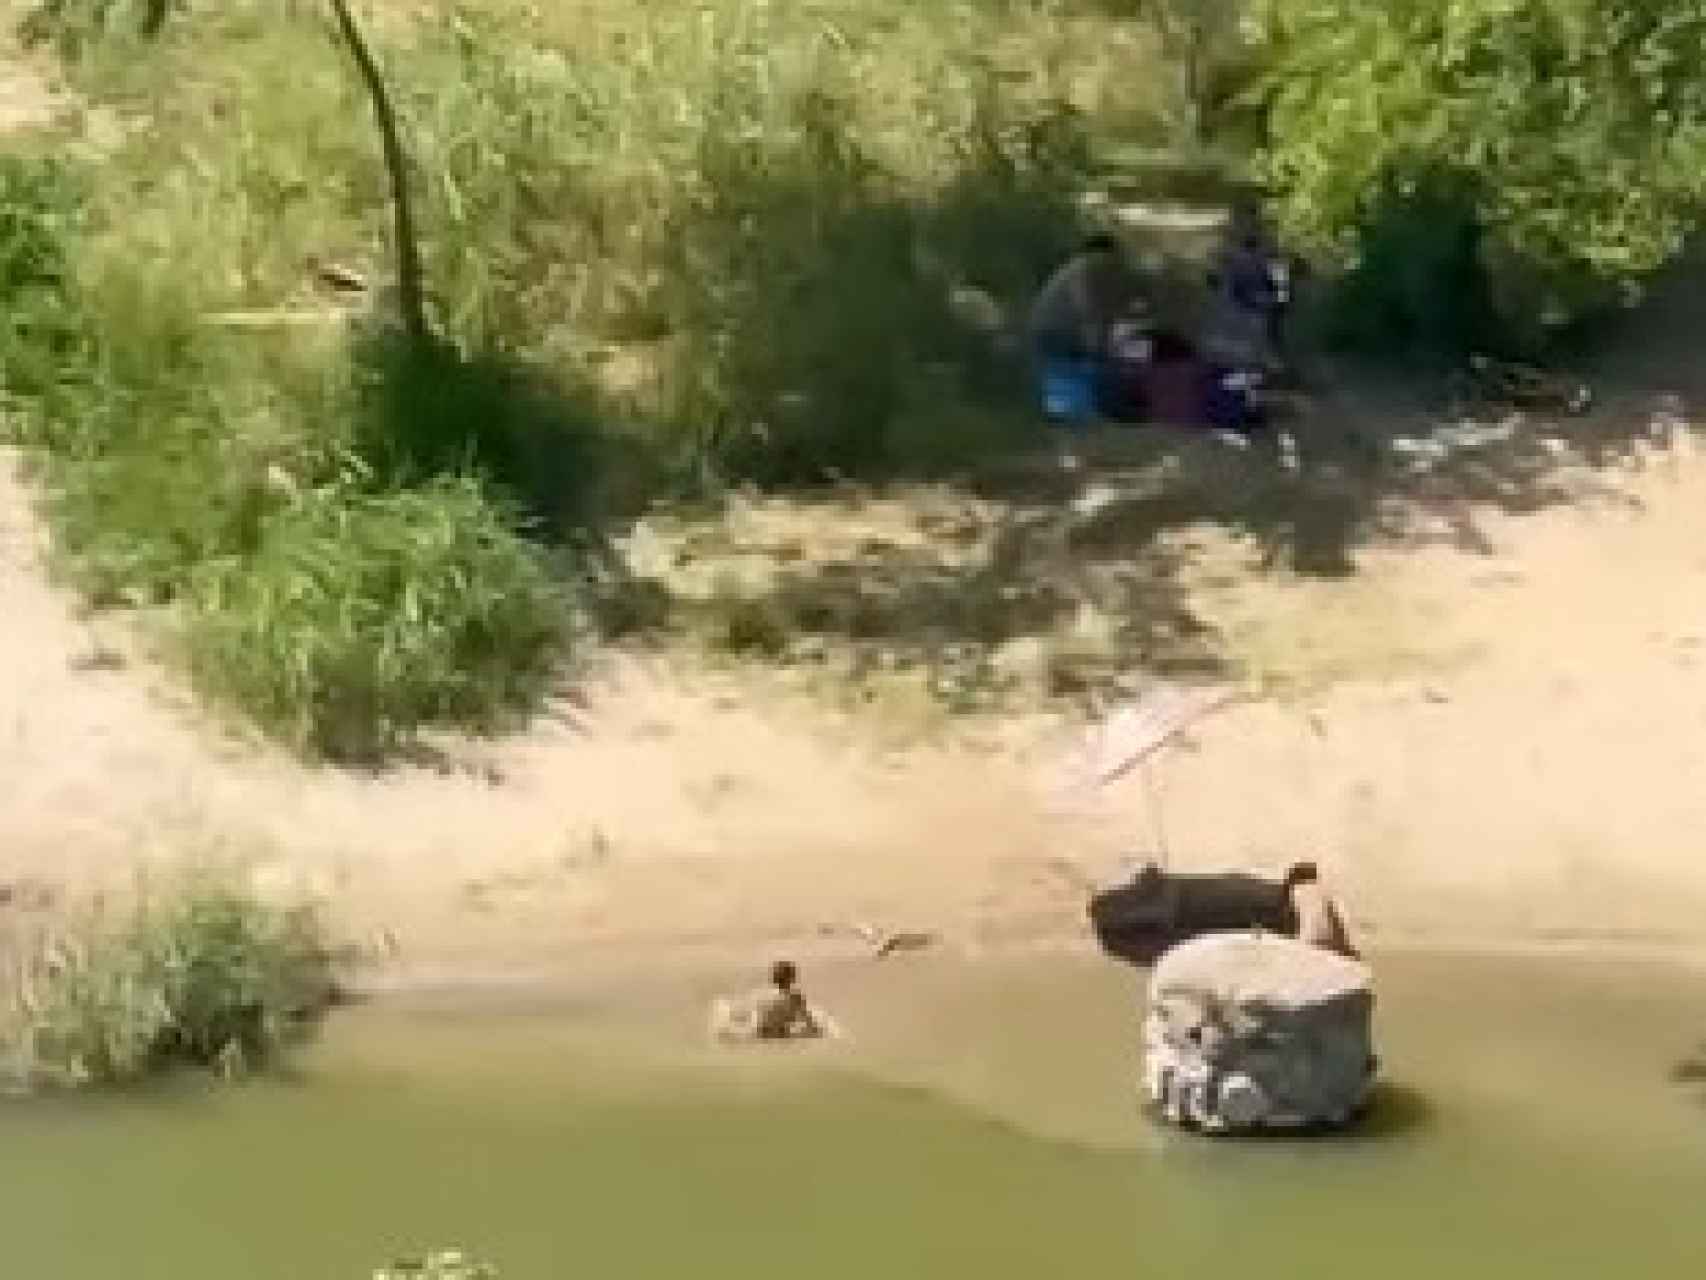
1255;0;1706;350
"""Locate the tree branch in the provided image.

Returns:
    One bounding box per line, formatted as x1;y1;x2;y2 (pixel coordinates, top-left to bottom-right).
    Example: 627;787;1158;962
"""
326;0;428;342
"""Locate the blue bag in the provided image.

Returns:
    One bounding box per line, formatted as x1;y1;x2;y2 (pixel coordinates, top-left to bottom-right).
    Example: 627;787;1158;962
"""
1040;358;1098;425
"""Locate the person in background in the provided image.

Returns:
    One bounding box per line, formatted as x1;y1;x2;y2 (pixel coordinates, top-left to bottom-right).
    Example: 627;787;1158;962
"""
1028;233;1133;417
1099;298;1158;422
1205;201;1291;379
1282;861;1360;960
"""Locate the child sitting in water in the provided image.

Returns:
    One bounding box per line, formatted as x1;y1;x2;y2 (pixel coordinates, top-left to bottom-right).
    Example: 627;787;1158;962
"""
709;960;844;1044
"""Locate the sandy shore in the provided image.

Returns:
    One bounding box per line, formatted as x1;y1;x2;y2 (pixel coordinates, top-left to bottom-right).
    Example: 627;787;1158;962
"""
2;39;1704;981
6;423;1706;980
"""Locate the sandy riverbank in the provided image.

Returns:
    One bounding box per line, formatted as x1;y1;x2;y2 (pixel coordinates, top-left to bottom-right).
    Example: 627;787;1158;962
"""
6;425;1706;979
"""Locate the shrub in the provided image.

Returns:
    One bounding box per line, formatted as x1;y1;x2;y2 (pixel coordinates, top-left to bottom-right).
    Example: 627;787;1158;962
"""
1258;0;1706;355
348;331;625;540
1;0;1163;751
1318;170;1501;360
0;152;96;434
4;871;333;1089
659;71;1088;485
0;145;570;760
401;4;1095;484
18;0;177;56
184;472;568;762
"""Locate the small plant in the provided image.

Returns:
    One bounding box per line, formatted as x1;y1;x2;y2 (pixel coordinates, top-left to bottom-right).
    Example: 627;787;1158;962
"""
374;1251;499;1280
4;870;334;1089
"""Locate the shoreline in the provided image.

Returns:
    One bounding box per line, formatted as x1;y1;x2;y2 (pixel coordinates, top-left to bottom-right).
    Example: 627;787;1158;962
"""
10;388;1706;1019
337;923;1706;1008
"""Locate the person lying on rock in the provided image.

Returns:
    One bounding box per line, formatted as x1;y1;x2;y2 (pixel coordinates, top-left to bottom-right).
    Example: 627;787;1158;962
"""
1283;861;1360;960
710;960;844;1044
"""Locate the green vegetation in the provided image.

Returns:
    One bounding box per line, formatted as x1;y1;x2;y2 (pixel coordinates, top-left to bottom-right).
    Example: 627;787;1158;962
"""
2;0;1161;754
2;871;334;1089
184;471;565;760
1258;0;1706;356
4;0;1704;750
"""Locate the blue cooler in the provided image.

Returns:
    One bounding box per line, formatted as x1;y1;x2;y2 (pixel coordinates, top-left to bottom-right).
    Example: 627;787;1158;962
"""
1040;358;1099;426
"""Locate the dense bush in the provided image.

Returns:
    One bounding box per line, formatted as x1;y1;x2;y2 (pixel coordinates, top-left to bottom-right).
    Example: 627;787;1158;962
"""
3;872;333;1088
185;472;566;761
1258;0;1706;355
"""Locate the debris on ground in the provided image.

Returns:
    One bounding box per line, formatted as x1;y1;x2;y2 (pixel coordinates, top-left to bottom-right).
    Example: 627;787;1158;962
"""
818;921;940;959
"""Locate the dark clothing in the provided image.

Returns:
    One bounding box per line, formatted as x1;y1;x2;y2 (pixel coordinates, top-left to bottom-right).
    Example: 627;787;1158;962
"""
754;987;819;1040
1033;326;1094;364
1089;868;1294;966
1030;250;1136;371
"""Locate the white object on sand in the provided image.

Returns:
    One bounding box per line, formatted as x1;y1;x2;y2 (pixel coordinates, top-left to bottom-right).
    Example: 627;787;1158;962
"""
1082;684;1236;789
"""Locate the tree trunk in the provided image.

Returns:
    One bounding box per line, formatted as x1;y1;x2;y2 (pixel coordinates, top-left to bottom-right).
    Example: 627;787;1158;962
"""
326;0;428;342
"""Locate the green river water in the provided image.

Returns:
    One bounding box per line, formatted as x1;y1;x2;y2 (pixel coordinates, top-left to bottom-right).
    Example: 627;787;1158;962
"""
3;949;1704;1278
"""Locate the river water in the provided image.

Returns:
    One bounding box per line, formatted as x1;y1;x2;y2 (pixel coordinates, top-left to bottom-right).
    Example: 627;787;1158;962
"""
3;949;1704;1277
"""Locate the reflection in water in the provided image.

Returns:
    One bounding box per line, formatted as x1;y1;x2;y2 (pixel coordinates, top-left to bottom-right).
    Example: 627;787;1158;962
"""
1671;1045;1706;1085
1150;1081;1435;1147
0;950;1703;1279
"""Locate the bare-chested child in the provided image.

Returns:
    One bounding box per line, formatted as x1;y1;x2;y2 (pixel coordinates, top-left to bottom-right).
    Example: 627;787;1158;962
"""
710;960;845;1044
1282;861;1360;960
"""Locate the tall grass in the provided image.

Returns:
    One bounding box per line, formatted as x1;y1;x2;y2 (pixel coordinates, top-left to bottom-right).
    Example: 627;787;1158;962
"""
4;0;1178;752
0;144;570;760
185;469;566;761
2;870;334;1089
403;0;1105;482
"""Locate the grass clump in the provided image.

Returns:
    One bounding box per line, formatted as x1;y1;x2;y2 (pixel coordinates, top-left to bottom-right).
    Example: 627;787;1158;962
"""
3;872;334;1090
0;140;572;761
184;471;566;762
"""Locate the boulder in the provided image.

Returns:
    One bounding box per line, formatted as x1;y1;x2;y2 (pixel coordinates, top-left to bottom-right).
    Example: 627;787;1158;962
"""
1142;931;1376;1133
